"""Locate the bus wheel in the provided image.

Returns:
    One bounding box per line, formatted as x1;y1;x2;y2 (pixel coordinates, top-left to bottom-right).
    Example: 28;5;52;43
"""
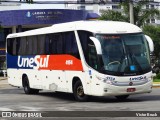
73;80;88;102
23;76;39;94
115;95;129;100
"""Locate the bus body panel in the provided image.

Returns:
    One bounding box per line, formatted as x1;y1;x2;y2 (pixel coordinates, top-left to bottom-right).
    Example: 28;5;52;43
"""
8;68;152;96
6;21;153;99
86;68;152;96
8;69;89;93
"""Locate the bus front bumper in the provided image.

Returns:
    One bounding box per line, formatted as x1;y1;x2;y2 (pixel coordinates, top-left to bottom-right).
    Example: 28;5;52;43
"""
90;81;152;97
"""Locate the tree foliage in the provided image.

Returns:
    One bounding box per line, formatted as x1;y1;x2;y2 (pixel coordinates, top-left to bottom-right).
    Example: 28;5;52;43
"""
143;25;160;58
99;0;160;27
20;0;33;4
121;0;160;27
99;10;128;22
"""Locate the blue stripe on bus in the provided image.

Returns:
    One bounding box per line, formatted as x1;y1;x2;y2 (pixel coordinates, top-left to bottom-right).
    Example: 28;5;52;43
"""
7;54;34;69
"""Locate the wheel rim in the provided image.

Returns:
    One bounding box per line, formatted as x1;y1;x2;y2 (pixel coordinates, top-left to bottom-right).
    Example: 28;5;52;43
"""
77;85;84;97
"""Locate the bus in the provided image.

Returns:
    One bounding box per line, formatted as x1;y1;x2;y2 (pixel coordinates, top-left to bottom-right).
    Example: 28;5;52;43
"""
7;21;154;101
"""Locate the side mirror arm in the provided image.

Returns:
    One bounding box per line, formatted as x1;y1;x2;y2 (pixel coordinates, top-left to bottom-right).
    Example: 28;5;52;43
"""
145;35;154;52
89;37;102;54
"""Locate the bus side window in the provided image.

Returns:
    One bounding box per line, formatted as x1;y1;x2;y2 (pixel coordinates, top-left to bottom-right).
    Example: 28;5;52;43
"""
12;38;17;55
7;38;14;55
37;35;45;55
48;34;56;54
88;40;98;70
45;35;50;54
26;36;37;55
71;33;80;59
64;32;72;54
47;33;64;55
56;33;64;54
18;37;27;55
78;30;98;69
16;38;20;55
11;37;20;55
32;36;38;55
64;32;80;59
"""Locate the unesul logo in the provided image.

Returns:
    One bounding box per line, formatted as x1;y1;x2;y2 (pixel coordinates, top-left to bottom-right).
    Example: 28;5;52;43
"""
130;76;146;81
17;55;49;69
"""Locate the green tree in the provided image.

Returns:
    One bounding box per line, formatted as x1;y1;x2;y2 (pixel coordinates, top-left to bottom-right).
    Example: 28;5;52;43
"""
99;10;128;22
143;25;160;58
20;0;33;4
26;0;33;3
121;0;160;27
100;0;160;27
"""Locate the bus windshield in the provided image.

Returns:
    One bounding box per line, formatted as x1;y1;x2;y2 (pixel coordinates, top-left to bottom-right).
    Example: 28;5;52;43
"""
96;33;151;76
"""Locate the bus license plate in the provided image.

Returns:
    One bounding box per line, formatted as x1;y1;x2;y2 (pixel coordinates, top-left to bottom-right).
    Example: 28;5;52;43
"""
127;88;136;92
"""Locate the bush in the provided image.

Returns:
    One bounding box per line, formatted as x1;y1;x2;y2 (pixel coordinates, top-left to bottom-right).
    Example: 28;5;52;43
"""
0;72;3;76
154;73;160;79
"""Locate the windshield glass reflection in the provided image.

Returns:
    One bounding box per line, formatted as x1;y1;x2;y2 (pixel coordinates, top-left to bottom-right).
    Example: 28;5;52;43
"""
96;33;151;76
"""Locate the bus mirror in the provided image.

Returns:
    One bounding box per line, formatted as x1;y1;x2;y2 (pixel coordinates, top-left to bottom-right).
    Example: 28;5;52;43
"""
145;35;154;52
89;37;102;54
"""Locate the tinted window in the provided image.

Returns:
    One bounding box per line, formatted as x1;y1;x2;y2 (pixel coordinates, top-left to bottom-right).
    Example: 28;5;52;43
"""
78;30;94;64
37;35;45;55
64;32;80;58
7;38;14;55
47;33;63;54
7;31;80;59
7;38;21;55
18;37;27;55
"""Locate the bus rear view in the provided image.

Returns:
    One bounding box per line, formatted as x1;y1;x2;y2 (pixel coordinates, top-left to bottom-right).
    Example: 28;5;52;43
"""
7;21;153;101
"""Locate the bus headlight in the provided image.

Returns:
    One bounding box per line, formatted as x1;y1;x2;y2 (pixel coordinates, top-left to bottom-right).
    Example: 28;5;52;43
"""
96;76;113;85
104;80;113;84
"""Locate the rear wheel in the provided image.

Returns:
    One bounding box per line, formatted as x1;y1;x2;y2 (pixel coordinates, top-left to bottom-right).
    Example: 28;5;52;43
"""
23;76;39;94
115;95;129;100
73;80;88;102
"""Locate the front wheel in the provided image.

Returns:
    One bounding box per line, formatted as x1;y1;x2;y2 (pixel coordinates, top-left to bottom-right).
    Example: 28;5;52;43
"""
73;80;88;102
23;76;39;94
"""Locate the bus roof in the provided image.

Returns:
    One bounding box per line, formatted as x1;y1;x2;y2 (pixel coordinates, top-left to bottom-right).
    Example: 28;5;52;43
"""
7;20;142;38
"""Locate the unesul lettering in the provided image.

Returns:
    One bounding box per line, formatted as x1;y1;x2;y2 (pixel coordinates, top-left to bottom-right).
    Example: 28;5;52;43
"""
17;55;49;69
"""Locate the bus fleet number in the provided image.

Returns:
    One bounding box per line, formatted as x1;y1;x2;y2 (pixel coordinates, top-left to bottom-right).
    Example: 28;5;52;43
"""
65;60;73;65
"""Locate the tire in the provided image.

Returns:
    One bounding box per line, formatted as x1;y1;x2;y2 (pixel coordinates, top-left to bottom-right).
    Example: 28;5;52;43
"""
73;80;88;102
115;95;129;100
23;76;39;94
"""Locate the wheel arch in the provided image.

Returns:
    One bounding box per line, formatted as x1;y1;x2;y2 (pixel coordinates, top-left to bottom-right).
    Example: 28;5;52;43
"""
72;76;89;101
72;77;80;92
72;76;87;93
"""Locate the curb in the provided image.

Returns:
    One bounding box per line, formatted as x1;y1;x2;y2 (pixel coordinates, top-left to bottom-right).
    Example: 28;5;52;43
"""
153;82;160;88
0;77;7;81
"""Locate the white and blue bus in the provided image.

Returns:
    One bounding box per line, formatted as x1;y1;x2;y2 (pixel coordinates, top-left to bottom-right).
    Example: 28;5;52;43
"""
7;21;154;101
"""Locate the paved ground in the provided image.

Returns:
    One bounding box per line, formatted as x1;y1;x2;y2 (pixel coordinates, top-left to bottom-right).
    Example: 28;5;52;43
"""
0;77;160;120
0;77;7;80
0;77;8;86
